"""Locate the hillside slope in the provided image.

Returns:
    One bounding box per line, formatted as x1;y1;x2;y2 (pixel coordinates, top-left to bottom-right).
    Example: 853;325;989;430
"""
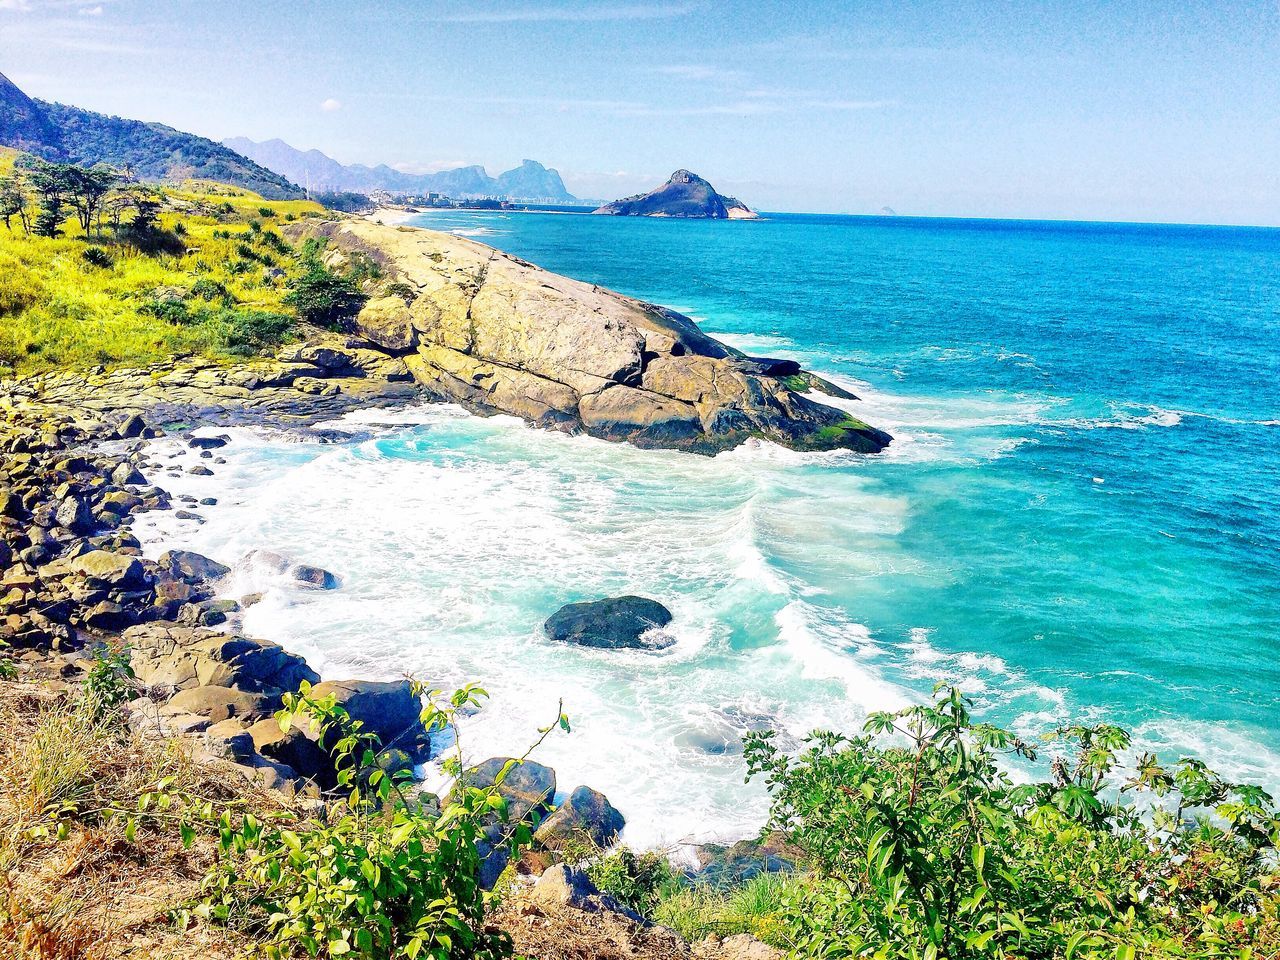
0;72;303;199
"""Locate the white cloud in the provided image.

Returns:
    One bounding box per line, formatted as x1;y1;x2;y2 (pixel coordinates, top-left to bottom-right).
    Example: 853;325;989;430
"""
78;3;102;13
320;98;342;112
0;0;33;10
428;3;695;23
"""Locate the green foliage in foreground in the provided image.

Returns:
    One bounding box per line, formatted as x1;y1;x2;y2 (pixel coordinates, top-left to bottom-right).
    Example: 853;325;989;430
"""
194;681;569;960
742;686;1280;958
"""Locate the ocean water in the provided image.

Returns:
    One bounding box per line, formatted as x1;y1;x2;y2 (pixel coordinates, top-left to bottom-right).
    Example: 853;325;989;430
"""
135;211;1280;848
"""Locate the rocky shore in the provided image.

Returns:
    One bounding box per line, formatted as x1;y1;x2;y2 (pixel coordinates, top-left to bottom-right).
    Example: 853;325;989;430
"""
0;219;876;954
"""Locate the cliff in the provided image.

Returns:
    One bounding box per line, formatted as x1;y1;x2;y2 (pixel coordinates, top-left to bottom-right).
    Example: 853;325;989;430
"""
284;219;889;454
593;170;760;219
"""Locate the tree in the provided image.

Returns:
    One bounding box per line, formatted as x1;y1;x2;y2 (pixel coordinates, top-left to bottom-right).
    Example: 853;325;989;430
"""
0;175;29;234
66;165;118;234
21;159;74;238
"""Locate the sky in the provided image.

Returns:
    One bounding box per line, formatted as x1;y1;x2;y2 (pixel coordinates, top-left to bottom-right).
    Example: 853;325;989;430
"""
2;0;1278;223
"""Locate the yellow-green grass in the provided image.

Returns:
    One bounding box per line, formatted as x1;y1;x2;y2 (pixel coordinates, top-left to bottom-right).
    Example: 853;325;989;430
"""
0;169;327;377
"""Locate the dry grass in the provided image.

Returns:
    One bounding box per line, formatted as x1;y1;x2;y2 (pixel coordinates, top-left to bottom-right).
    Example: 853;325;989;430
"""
0;683;281;960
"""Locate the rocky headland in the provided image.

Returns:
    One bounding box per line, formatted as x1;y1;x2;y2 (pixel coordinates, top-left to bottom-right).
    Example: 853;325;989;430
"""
288;218;887;453
593;170;760;220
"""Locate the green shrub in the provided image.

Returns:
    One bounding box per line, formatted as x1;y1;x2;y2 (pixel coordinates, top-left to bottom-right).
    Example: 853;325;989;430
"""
743;685;1280;958
196;681;570;960
219;309;292;352
140;296;197;326
81;246;113;268
189;277;231;303
285;260;364;328
257;206;275;218
587;846;680;915
81;643;135;719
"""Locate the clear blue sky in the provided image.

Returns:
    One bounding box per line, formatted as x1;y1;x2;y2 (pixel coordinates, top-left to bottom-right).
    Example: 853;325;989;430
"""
3;0;1278;223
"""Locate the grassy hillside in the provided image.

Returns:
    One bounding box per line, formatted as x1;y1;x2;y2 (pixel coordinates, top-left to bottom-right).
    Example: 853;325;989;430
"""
0;148;328;376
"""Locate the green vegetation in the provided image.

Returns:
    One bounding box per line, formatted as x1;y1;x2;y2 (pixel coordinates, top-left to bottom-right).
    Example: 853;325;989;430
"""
652;871;794;946
724;685;1280;958
1;660;569;960
204;682;568;959
0;147;350;376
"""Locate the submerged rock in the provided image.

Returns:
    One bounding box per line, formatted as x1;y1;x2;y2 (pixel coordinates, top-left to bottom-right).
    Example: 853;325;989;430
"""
239;549;340;589
544;596;674;650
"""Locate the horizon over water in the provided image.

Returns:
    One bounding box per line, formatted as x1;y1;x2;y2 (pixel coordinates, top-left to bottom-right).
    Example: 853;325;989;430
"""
136;210;1280;849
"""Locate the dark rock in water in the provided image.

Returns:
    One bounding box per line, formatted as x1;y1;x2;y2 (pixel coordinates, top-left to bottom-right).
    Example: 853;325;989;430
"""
187;465;214;476
534;785;625;851
160;549;230;583
544;596;673;650
732;356;801;377
310;679;429;759
187;434;230;450
117;414;147;439
241;549;340;589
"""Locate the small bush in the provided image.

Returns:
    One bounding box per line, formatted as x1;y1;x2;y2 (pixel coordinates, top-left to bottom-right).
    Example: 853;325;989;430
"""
257;206;275;218
173;221;187;236
284;213;296;222
219;309;293;352
285;262;364;328
140;296;197;326
81;246;113;269
189;278;232;304
587;846;679;915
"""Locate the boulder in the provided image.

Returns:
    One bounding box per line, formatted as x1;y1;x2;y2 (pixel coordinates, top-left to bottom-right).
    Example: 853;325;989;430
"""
691;834;797;888
544;596;673;650
247;717;334;787
240;550;340;589
530;864;642;923
187;434;229;450
534;785;625;851
66;550;145;588
356;296;418;351
160;549;231;583
125;622;319;693
461;757;557;825
310;679;429;759
168;684;280;722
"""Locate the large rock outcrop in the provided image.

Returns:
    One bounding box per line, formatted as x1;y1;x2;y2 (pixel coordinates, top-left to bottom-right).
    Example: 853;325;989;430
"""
283;219;890;455
594;170;760;220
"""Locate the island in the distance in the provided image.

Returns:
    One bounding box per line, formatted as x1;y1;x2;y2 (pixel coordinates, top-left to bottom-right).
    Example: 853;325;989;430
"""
593;169;760;219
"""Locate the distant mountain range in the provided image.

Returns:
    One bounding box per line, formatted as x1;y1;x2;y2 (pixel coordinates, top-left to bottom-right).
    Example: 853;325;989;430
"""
594;169;758;219
223;137;579;203
0;72;304;200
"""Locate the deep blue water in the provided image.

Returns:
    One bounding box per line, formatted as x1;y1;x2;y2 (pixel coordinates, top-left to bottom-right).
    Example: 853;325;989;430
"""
142;209;1280;844
412;210;1280;764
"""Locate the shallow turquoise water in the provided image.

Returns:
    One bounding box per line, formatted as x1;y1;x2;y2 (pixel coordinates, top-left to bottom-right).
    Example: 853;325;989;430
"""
139;211;1280;846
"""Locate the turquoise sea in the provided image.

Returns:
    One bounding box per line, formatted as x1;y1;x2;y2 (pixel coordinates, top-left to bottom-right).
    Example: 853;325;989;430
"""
139;211;1280;848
